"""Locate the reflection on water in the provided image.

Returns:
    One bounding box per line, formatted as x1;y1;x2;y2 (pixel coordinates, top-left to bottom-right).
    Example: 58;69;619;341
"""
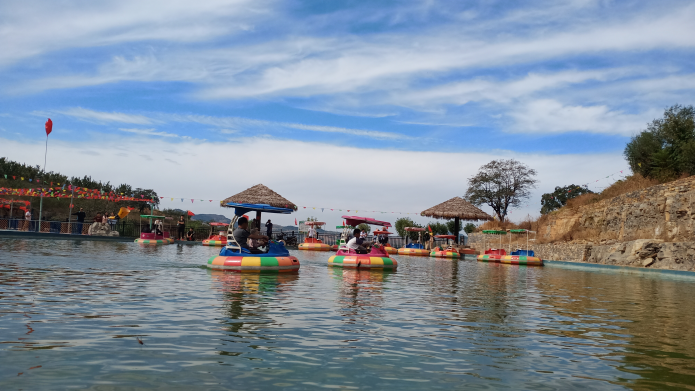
1;238;695;390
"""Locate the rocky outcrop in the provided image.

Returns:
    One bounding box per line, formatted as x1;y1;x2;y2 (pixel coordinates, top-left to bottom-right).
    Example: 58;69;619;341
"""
88;222;119;237
467;176;695;272
537;175;695;243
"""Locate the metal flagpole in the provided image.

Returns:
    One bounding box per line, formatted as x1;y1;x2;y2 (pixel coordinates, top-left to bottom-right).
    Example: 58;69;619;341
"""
67;185;75;234
38;119;52;233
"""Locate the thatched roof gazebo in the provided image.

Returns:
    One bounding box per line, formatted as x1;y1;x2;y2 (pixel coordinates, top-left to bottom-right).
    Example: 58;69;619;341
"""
420;197;492;243
221;184;297;226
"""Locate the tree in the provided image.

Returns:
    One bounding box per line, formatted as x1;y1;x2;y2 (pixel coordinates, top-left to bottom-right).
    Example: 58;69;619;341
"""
357;223;371;234
447;220;464;235
625;104;695;181
464;159;538;222
427;222;449;236
463;223;476;234
540;184;594;214
395;217;420;241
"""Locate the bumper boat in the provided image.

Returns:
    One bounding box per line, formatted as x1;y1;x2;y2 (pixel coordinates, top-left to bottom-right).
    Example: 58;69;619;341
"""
202;222;230;246
501;249;544;266
373;227;396;254
500;229;543;266
135;214;174;245
397;227;430;256
328;216;397;269
206;198;300;273
298;221;331;251
477;248;506;262
430;235;460;258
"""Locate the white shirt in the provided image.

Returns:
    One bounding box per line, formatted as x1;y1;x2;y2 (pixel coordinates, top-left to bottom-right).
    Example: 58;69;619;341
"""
360;231;366;239
308;227;316;236
25;211;31;220
347;237;360;250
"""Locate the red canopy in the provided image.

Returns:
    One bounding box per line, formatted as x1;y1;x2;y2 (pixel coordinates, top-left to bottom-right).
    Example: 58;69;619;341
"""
210;222;228;226
373;230;392;235
435;234;456;239
342;215;391;227
405;227;425;232
304;221;325;226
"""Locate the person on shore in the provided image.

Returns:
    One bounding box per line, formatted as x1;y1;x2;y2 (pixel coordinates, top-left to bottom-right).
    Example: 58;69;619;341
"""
186;227;195;241
233;216;268;254
24;209;32;231
72;207;86;235
177;216;186;241
108;211;119;231
265;219;273;238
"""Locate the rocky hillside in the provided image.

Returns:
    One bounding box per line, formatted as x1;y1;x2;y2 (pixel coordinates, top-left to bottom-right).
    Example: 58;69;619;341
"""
536;175;695;244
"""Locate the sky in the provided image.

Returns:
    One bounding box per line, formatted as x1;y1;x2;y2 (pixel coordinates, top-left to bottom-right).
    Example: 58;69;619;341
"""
1;0;693;229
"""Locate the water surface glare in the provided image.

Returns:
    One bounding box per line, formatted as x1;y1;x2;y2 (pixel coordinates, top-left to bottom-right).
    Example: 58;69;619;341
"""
1;238;695;390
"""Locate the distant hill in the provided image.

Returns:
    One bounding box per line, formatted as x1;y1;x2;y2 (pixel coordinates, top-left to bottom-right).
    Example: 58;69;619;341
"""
191;214;231;223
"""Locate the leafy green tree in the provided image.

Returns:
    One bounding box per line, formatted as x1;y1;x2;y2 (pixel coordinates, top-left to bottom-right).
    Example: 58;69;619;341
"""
395;217;421;240
446;220;463;235
540;184;594;214
465;159;538;222
357;223;371;234
427;222;449;236
625;104;695;181
463;223;476;234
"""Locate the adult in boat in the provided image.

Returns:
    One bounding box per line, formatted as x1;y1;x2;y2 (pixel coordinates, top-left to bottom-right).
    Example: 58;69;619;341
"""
328;215;397;269
265;219;273;237
233;216;269;254
346;228;372;254
177;216;186;240
186;227;195;241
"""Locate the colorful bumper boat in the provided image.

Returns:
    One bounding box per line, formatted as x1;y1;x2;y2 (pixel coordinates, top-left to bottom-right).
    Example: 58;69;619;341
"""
477;248;506;262
202;222;230;246
328;216;397;269
206;198;300;273
500;229;543;266
501;249;544;266
298;221;331;251
397;227;430;256
430;235;460;258
135;214;174;245
373;228;397;254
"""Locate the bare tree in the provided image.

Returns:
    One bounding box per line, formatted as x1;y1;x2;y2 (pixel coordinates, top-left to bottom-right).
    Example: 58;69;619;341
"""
464;159;538;222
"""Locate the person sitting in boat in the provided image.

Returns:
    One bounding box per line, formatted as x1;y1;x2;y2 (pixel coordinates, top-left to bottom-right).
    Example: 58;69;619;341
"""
234;216;269;254
378;231;388;245
347;228;371;254
186;227;195;241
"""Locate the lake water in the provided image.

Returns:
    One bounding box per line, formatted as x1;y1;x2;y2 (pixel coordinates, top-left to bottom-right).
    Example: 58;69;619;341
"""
1;238;695;390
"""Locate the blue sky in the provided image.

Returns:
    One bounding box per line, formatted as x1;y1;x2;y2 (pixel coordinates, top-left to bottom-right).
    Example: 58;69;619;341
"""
1;0;694;227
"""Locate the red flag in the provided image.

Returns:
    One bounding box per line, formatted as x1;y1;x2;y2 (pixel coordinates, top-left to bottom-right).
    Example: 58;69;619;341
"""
187;210;195;217
295;218;297;225
427;225;432;233
45;119;53;136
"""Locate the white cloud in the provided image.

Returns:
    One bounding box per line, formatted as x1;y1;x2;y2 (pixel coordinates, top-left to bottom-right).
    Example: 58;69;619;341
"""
0;0;273;66
56;107;156;125
509;99;655;135
0;136;628;226
57;108;412;141
118;128;181;138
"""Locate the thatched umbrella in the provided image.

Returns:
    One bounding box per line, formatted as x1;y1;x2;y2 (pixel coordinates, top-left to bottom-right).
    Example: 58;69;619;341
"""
420;197;492;244
221;184;296;227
